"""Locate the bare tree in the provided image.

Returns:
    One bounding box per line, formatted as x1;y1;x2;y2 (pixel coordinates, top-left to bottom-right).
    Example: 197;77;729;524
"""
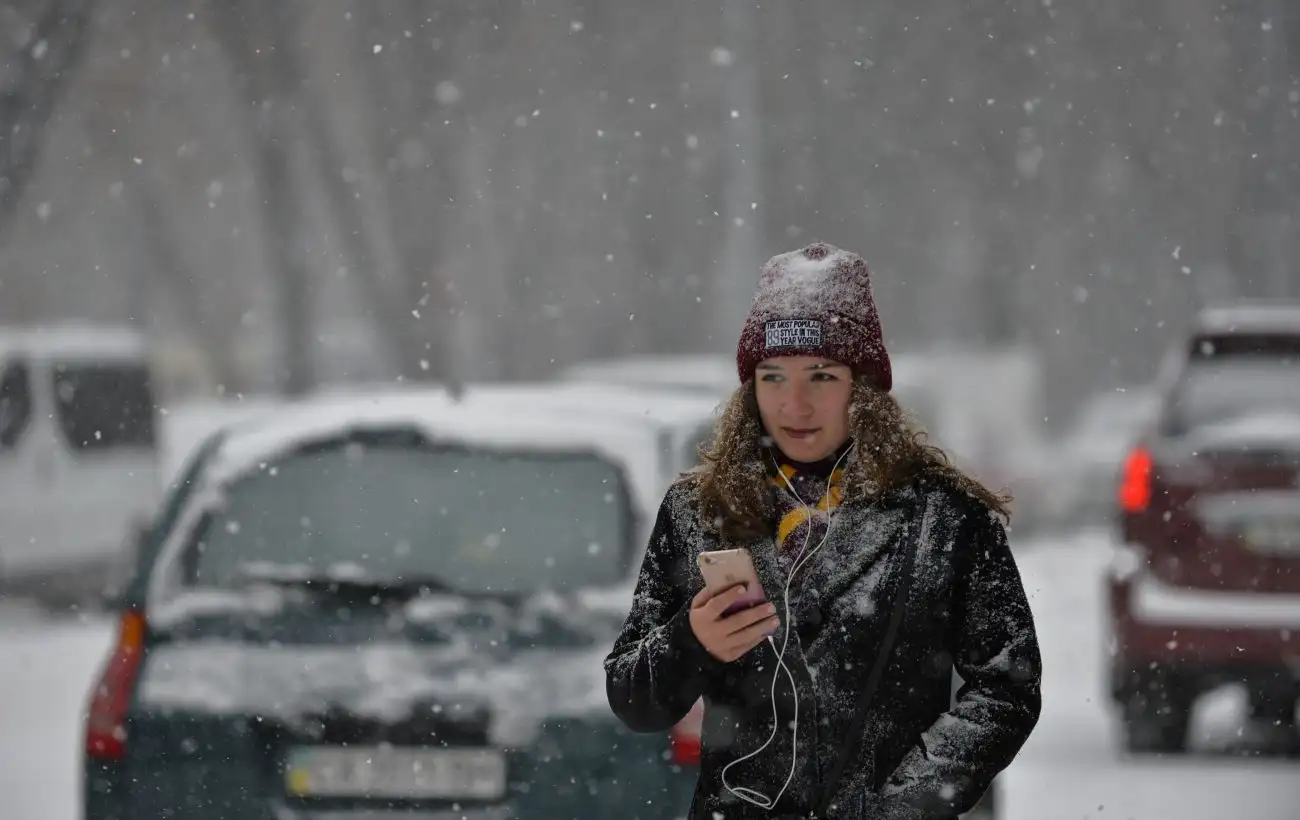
111;152;245;392
3;0;1286;413
289;6;415;381
346;0;460;383
204;0;317;395
0;0;95;234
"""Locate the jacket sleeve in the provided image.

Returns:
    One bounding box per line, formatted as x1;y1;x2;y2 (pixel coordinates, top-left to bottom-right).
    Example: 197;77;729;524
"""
604;488;726;733
877;507;1043;818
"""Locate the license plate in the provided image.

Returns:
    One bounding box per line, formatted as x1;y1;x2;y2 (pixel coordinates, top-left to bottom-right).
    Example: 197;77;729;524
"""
284;745;507;801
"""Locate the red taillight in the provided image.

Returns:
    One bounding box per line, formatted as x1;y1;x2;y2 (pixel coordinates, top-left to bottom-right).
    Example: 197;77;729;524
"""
1118;446;1153;513
85;609;146;762
669;699;704;766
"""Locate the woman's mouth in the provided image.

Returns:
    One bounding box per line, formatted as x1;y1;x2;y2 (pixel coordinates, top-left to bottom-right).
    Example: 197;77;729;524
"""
782;427;820;440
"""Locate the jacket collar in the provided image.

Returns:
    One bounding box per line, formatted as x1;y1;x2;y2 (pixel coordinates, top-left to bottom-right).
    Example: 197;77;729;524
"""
716;483;922;609
766;439;855;480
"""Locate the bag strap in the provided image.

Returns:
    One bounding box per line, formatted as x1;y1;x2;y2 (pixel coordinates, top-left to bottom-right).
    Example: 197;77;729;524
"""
813;500;922;817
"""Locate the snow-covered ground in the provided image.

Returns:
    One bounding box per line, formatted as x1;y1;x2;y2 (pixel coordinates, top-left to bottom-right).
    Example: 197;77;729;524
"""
1000;528;1300;820
3;527;1300;819
0;604;114;820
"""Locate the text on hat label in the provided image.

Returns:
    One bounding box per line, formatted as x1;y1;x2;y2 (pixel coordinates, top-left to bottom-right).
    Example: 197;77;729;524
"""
765;319;824;350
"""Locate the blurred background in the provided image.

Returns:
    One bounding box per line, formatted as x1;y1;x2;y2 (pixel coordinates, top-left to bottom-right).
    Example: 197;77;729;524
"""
4;1;1296;411
3;3;1300;819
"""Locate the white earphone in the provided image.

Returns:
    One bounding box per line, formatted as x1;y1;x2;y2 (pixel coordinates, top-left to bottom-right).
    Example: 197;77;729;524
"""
720;443;855;811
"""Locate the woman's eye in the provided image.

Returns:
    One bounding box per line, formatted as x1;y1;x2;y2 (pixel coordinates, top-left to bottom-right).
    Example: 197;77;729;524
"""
811;371;838;381
760;373;782;382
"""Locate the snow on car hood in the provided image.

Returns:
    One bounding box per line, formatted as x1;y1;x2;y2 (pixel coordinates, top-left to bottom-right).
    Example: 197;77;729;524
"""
137;585;635;747
136;640;611;747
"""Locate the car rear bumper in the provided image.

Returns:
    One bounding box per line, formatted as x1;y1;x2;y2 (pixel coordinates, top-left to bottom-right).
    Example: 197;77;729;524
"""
1107;543;1300;687
87;726;697;820
278;809;513;820
88;803;517;820
89;793;682;820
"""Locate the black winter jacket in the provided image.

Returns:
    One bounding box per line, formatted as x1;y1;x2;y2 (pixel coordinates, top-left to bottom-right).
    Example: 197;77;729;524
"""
604;473;1042;819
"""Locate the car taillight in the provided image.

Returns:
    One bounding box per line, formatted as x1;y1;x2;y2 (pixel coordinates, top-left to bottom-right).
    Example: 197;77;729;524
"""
1118;446;1153;513
85;609;147;762
669;699;704;766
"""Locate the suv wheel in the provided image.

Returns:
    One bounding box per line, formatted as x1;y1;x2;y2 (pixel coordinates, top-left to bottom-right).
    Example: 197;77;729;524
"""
1120;688;1191;755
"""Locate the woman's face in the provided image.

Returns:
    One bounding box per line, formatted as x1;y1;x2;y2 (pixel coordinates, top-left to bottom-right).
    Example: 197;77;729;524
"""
754;356;853;462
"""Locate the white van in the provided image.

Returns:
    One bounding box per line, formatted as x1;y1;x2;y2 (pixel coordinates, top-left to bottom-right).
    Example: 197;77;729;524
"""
0;324;162;600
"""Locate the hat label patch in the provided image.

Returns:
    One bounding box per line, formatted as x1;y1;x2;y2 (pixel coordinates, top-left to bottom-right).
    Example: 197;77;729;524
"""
765;318;823;350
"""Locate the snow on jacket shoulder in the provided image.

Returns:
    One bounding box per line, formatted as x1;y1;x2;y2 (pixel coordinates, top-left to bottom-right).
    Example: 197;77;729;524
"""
604;472;1042;819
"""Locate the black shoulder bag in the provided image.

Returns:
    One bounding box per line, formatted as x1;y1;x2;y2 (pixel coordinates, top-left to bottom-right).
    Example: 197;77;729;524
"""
811;502;922;818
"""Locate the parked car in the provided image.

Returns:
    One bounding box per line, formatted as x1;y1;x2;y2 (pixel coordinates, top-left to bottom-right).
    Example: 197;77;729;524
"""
1032;386;1159;532
83;390;697;819
0;323;161;608
1108;302;1300;754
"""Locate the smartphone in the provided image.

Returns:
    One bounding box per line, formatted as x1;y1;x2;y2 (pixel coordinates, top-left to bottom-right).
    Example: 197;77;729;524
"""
697;548;768;616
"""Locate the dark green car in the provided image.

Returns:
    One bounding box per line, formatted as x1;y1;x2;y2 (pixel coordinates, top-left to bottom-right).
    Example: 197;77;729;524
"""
83;399;697;819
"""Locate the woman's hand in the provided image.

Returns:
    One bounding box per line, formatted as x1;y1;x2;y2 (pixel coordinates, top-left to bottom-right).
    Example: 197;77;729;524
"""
688;585;780;662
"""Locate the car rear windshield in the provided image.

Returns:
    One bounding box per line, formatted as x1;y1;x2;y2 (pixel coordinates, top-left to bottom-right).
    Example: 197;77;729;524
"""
51;361;156;450
1164;339;1300;435
184;437;633;594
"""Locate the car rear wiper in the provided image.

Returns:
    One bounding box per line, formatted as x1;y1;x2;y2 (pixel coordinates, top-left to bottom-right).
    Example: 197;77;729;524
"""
235;564;462;602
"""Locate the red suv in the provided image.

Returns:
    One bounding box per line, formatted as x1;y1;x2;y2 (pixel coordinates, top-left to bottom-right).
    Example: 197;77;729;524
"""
1109;303;1300;754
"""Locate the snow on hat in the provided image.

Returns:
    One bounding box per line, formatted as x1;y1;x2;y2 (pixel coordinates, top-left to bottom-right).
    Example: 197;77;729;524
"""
735;241;892;390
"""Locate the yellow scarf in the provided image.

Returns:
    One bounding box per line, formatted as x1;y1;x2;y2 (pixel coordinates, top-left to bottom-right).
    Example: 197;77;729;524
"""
768;462;845;556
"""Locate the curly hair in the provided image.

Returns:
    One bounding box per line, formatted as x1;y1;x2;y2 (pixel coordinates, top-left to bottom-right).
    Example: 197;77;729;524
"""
687;377;1011;542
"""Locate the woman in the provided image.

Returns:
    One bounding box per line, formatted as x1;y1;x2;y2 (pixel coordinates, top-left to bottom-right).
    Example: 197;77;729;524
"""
604;242;1041;819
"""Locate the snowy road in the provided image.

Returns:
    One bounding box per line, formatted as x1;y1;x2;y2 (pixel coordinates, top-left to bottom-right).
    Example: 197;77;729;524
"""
1000;529;1300;820
3;530;1300;819
0;603;113;820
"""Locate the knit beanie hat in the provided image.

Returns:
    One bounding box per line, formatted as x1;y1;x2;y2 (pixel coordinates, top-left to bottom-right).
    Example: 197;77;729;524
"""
735;241;892;391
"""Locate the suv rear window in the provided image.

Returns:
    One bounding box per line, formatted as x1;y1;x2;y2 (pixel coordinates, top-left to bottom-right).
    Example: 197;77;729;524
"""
1188;332;1300;359
184;437;633;594
0;361;33;450
1164;334;1300;436
52;362;156;450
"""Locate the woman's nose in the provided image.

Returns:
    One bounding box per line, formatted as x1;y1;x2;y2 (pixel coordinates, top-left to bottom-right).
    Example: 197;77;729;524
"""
785;382;814;416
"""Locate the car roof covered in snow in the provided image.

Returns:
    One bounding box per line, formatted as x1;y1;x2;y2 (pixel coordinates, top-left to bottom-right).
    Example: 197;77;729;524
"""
286;379;721;476
202;388;666;515
1193;303;1300;336
145;388;667;614
0;322;148;362
460;380;723;428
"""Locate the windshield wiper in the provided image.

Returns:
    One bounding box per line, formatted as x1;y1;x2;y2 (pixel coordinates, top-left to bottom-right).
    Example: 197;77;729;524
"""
234;564;462;602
